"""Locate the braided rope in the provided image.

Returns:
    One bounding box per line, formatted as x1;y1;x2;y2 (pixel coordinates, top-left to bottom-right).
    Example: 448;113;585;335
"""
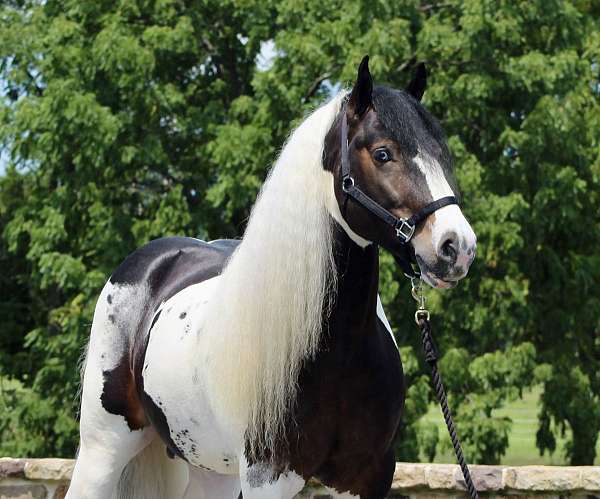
418;318;479;499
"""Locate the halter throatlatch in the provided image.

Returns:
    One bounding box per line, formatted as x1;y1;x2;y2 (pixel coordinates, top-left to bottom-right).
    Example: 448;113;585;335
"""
340;105;458;278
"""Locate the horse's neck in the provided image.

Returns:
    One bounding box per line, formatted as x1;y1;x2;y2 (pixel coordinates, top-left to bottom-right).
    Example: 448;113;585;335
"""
328;225;379;338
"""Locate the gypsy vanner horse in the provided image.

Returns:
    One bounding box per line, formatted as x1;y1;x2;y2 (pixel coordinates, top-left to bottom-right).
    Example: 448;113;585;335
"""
67;57;476;499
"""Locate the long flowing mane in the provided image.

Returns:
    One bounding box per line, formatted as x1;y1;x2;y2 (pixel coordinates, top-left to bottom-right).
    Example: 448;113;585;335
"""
202;94;345;459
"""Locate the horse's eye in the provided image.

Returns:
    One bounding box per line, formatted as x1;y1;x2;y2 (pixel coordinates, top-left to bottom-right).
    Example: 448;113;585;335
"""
373;148;392;163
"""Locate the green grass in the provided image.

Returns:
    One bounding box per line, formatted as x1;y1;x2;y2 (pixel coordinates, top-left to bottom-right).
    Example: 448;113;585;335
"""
420;386;600;465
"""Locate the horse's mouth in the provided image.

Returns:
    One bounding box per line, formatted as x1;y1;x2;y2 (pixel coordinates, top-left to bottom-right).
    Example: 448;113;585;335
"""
421;271;459;289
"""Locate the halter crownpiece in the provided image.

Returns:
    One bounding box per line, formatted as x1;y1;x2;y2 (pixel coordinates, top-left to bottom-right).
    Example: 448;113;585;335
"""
339;103;458;278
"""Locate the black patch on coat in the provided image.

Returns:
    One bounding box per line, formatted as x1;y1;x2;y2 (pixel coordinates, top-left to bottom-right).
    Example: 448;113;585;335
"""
179;311;187;319
100;355;147;431
109;237;238;292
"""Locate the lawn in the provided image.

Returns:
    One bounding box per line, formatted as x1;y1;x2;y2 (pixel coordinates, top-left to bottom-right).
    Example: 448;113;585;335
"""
420;386;600;465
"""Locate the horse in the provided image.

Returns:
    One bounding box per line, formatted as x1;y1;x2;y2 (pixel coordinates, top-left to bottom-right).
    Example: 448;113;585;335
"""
66;56;476;499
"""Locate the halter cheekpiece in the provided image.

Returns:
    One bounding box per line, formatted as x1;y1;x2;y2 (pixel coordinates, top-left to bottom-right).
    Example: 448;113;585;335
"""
339;103;458;278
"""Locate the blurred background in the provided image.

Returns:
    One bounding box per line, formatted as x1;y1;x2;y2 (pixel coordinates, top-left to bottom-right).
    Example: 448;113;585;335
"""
0;0;598;465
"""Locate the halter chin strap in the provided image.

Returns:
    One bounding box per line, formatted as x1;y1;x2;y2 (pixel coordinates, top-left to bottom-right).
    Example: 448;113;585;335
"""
340;105;458;278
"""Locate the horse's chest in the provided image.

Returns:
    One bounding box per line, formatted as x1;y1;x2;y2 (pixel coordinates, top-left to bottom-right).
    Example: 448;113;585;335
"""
288;325;405;476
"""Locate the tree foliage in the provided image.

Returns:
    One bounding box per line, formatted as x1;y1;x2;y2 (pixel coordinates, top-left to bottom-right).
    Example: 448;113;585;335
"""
0;0;598;464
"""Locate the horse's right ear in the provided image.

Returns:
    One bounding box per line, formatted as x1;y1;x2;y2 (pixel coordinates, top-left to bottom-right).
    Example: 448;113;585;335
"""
406;63;427;101
348;55;373;118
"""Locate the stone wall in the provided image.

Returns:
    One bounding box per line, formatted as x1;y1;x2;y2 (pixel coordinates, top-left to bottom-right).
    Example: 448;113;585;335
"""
1;459;599;498
0;459;72;499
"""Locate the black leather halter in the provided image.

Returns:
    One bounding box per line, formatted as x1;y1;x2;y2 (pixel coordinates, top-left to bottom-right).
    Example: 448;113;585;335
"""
340;105;458;278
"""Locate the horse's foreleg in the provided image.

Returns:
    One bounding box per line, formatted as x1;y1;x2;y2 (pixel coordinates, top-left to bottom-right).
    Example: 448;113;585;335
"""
239;457;305;499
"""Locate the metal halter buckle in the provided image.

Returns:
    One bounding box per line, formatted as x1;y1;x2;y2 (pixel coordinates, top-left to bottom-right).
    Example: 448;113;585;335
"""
342;175;355;193
411;278;430;325
395;218;415;243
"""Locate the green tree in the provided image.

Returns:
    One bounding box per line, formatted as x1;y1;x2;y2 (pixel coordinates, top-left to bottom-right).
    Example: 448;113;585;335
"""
413;0;600;464
0;0;277;455
1;0;598;464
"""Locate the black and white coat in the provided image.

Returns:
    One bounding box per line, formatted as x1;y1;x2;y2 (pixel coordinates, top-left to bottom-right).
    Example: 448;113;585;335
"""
67;60;476;499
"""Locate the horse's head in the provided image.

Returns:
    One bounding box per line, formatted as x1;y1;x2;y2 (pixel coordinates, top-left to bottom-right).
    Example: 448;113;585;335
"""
326;56;476;289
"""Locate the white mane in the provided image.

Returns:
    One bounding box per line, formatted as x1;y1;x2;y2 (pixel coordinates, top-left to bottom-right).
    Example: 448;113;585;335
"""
202;93;345;459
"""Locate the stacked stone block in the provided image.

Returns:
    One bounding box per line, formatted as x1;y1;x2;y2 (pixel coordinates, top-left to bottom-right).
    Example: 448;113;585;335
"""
1;459;599;498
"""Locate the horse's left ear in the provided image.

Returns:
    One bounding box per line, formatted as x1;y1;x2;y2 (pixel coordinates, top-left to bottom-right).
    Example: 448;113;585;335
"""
348;55;373;118
406;63;427;101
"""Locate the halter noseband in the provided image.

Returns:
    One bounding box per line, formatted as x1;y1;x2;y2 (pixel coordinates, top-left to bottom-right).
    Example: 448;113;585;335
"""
339;104;458;278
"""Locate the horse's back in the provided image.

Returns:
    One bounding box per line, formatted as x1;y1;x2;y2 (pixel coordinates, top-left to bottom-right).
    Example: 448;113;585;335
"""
108;236;239;343
110;236;238;296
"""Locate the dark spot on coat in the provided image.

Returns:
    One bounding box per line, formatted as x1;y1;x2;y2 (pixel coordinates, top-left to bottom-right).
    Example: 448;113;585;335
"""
100;354;147;431
108;314;115;324
107;294;112;304
179;311;187;319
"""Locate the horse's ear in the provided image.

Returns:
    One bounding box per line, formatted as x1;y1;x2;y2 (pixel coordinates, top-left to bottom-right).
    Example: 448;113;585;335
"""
406;63;427;101
348;55;373;118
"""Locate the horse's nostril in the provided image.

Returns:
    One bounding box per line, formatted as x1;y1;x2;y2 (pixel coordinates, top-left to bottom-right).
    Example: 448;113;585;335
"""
440;238;457;263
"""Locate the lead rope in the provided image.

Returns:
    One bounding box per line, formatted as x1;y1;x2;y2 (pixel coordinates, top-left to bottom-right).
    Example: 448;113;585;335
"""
411;279;479;499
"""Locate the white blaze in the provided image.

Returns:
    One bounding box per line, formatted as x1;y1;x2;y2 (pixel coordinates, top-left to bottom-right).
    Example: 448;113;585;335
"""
412;152;476;268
